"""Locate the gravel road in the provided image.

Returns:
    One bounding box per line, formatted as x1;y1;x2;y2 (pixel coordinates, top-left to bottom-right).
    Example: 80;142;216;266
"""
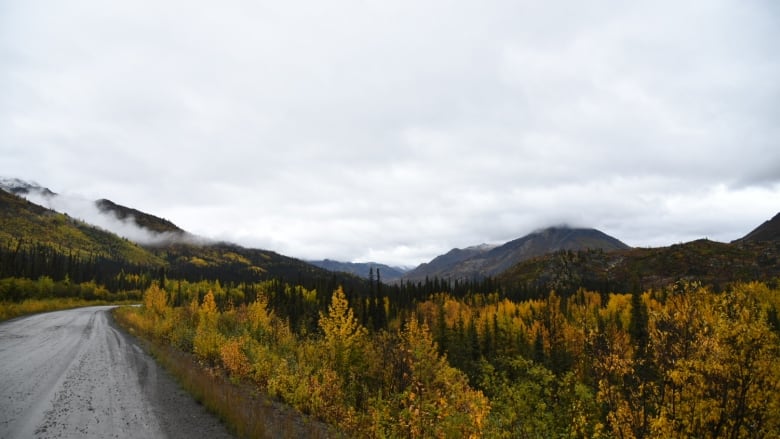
0;306;235;438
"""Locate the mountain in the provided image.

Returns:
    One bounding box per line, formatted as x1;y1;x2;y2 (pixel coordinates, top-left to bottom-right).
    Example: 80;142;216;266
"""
308;259;408;282
0;177;56;197
0;186;365;291
3;177;193;246
402;244;495;281
403;227;629;282
499;214;780;296
479;227;629;276
0;188;165;266
96;198;186;237
734;212;780;243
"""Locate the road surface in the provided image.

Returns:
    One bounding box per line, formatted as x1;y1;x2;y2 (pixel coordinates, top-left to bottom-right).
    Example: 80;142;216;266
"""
0;306;235;438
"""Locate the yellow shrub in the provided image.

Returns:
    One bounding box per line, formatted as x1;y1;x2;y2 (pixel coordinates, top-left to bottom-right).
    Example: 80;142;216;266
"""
220;335;251;378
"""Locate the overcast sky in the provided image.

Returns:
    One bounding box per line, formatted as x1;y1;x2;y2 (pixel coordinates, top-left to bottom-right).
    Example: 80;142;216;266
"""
1;1;778;267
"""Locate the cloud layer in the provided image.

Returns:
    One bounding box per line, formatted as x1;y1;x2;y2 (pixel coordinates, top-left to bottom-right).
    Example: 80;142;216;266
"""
20;189;196;246
1;0;778;266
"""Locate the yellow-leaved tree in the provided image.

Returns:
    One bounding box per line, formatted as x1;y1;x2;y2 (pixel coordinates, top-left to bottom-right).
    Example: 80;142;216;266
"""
142;284;171;339
651;283;780;438
319;287;368;373
318;287;369;420
193;290;222;363
247;296;274;341
143;283;168;318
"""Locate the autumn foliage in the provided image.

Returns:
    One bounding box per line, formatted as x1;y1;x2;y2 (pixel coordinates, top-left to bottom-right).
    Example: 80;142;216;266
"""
116;279;780;438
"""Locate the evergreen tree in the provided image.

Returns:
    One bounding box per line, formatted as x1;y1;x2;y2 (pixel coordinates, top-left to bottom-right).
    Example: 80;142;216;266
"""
629;290;649;353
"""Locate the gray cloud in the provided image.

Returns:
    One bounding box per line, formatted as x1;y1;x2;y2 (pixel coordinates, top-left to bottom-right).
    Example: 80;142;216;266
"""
1;0;778;266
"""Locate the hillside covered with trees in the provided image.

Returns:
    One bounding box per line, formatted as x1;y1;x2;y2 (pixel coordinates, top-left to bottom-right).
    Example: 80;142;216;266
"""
2;187;780;437
0;189;368;301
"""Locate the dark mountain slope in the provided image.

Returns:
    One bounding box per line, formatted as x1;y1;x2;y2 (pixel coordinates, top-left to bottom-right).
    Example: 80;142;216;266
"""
154;242;365;288
479;227;629;276
96;199;185;235
404;227;629;282
403;245;494;282
734;212;780;243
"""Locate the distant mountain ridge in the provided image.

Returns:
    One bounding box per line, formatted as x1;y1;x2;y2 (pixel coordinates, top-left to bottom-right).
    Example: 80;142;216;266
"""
4;177;778;296
402;245;495;281
403;227;629;282
308;259;408;282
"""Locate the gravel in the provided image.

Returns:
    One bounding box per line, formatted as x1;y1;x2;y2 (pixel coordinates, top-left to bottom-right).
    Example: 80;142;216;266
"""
0;306;235;438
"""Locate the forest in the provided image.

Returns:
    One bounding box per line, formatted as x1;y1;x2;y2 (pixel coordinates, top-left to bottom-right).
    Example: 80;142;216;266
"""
111;276;780;438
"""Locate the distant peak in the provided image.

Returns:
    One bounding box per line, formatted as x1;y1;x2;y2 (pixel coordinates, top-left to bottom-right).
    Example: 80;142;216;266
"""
0;177;56;197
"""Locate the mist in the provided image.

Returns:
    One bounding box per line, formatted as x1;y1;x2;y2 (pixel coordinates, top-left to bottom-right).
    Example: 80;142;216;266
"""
21;189;199;246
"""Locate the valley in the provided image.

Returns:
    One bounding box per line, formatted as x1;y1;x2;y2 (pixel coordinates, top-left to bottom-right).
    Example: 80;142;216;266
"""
1;181;779;438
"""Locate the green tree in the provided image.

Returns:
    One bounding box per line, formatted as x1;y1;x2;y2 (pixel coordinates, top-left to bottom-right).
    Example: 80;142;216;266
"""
482;357;602;438
628;290;649;353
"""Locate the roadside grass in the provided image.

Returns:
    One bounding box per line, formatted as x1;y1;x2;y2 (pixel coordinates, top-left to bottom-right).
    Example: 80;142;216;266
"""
112;306;332;439
0;298;137;322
